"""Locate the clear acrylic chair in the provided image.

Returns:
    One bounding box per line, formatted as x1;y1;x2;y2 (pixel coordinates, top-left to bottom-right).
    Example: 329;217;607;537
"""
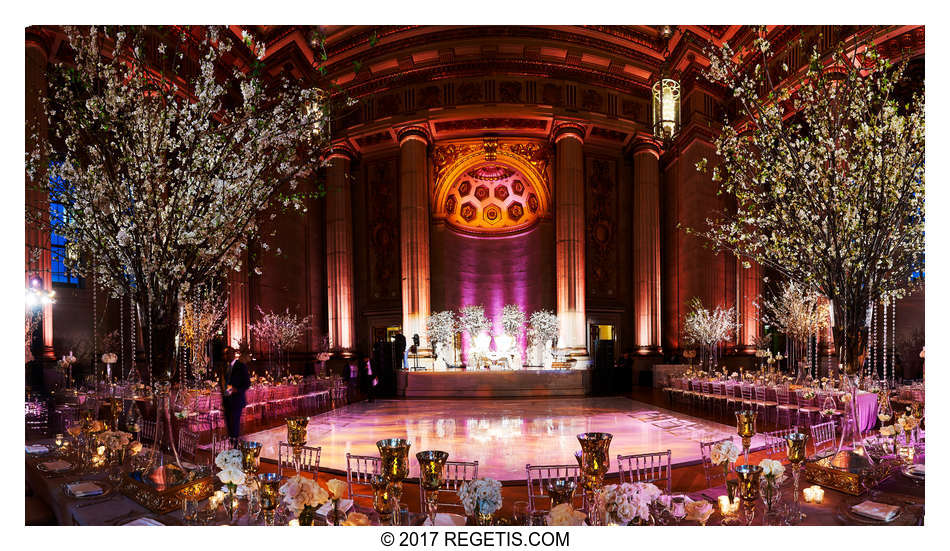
699;436;736;489
809;420;837;456
775;386;799;428
761;428;797;458
419;459;479;514
346;453;381;504
525;464;583;513
617;449;672;494
278;442;322;477
178;429;199;463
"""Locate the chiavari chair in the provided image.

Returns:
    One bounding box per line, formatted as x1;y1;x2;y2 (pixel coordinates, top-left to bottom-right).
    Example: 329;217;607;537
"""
616;449;672;494
419;459;479;514
277;442;322;477
699;436;736;489
809;420;837;457
525;464;584;513
346;453;381;505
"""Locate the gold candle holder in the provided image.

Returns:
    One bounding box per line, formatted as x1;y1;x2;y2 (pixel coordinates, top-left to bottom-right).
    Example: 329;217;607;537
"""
577;432;611;526
371;474;394;522
416;450;449;526
545;478;577;507
377;438;411;526
785;432;809;524
734;464;762;525
239;441;262;476
735;410;757;465
285;417;309;475
258;473;282;526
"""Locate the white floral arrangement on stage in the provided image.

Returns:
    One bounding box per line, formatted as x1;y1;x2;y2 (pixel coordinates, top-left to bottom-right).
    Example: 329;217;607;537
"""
458;305;491;338
501;304;527;337
215;449;246;488
458;478;502;516
602;482;662;525
547;503;587;526
98;430;132;451
426;310;458;351
528;310;559;346
279;475;329;516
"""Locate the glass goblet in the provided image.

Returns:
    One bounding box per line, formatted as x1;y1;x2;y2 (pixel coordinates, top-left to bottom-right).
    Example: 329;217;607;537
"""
513;501;530;526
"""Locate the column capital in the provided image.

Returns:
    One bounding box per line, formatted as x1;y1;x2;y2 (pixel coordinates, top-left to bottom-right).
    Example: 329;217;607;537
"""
327;141;358;161
396;125;431;146
552;121;586;144
25;29;50;60
630;133;662;159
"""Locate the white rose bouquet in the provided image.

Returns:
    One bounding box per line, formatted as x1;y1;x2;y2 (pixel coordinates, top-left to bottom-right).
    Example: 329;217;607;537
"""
758;458;786;510
279;475;329;517
215;449;246;491
458;478;502;517
710;440;741;488
547;503;587;526
602;482;662;524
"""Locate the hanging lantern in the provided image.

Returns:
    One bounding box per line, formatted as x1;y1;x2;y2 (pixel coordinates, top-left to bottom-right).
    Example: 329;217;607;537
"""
652;77;680;142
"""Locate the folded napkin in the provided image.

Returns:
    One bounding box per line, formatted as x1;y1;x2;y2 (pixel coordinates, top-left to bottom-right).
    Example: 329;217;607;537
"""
910;464;925;476
25;444;49;454
316;499;353;517
851;500;901;522
67;481;104;498
122;517;164;526
422;513;466;526
40;460;72;472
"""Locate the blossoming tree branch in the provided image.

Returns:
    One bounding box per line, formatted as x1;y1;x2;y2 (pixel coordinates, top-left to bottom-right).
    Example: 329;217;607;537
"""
692;30;924;371
26;26;342;379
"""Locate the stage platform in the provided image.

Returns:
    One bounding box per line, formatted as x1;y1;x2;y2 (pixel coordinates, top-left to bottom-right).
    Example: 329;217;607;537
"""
395;368;590;398
249;396;767;483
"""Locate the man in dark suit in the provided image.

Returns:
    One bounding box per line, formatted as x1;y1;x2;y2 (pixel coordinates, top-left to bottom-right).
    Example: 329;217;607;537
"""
221;347;251;447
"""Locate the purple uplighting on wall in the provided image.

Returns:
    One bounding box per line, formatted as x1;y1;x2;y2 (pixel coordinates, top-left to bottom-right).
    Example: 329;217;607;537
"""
430;221;555;363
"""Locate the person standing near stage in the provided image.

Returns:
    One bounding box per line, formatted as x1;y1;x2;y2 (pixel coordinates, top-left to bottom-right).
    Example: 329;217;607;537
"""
221;347;251;447
360;356;376;402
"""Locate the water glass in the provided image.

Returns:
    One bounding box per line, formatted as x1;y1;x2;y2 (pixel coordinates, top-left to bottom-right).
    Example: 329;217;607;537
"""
512;501;530;526
530;510;548;526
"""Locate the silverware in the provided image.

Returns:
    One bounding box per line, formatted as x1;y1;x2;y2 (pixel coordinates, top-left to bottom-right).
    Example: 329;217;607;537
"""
74;496;115;509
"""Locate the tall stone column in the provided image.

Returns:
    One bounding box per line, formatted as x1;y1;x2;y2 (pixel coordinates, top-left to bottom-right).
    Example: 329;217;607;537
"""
227;249;250;349
398;127;432;356
25;32;54;359
326;146;356;354
553;123;589;365
632;136;662;353
738;259;761;352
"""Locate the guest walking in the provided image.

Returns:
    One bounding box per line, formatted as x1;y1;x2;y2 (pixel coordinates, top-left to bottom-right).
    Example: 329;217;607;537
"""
221;347;251;448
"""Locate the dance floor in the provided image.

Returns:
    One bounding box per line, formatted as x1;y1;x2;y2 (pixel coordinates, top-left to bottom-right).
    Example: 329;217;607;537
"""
248;396;767;482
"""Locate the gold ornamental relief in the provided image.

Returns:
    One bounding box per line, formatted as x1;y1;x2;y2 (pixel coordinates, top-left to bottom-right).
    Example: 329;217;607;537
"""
432;138;552;236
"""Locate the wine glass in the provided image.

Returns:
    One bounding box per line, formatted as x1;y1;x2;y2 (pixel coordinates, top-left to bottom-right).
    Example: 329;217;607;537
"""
513;501;530;526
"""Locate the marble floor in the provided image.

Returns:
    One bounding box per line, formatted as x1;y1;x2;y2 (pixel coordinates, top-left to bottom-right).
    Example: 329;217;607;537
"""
247;396;767;482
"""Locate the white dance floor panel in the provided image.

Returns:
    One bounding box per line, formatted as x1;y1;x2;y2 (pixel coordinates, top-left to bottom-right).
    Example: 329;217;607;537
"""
247;397;766;482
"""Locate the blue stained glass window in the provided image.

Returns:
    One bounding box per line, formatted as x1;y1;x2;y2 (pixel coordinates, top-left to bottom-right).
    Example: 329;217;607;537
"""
49;168;79;286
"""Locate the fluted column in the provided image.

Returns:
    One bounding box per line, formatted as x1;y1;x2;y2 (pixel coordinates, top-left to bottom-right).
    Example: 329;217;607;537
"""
26;33;54;359
227;249;249;348
398;127;432;354
632;136;662;353
554;123;589;365
326;146;356;354
738;259;761;352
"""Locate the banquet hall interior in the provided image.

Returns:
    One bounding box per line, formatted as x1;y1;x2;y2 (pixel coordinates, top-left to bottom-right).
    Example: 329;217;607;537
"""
23;24;925;527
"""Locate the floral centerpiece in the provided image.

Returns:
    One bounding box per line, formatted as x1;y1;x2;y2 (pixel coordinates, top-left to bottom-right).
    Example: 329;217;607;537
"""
602;482;663;525
758;459;786;512
547;503;587;526
279;475;329;525
326;478;348;525
215;449;245;519
179;288;228;381
250;307;311;379
458;478;502;525
710;440;741;501
683;297;739;371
